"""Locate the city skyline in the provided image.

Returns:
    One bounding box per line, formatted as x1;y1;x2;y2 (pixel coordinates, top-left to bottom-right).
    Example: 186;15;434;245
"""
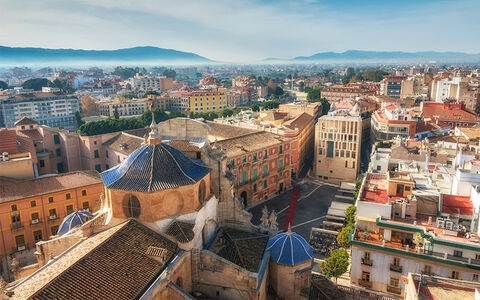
1;0;479;62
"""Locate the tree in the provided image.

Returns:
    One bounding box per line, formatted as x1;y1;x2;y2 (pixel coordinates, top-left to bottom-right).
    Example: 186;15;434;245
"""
51;78;76;93
112;66;137;79
262;100;280;110
342;67;356;84
74;111;85;128
337;224;354;248
345;205;357;225
353;179;363;199
274;86;284;96
234;107;245;115
267;79;276;94
320;98;330;115
162;69;176;79
250;104;260;112
143;91;159;98
114;107;120;120
0;80;8;90
307;87;323;102
219;109;234;118
320;249;349;282
22;78;51;91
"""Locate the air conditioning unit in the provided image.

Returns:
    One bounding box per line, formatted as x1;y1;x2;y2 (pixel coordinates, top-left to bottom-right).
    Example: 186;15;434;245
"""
31;219;39;224
49;215;57;220
18;246;25;251
446;221;453;230
437;219;445;228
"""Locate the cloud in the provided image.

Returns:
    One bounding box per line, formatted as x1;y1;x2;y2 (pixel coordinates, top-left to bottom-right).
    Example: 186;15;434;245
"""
0;0;479;62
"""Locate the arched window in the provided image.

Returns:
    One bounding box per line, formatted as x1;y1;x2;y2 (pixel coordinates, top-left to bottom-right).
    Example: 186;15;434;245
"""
199;180;206;204
123;194;141;218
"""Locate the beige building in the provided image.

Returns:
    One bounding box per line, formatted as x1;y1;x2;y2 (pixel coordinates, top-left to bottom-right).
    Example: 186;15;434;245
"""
98;98;151;117
278;102;321;119
128;73;174;92
315;105;362;183
0;152;35;179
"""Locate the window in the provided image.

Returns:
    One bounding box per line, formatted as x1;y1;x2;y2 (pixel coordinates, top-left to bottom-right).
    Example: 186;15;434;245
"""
253;169;257;180
279;145;283;154
95;164;102;172
253;152;257;162
33;230;43;243
11;212;21;224
364;252;370;260
473;274;479;282
56;148;61;157
451;271;459;279
66;205;74;214
82;201;90;210
389;277;399;288
106;164;110;170
15;235;25;249
11;204;17;211
264;149;268;159
327;141;334;157
94;141;97;145
39;160;45;168
453;250;463;257
94;150;99;158
377;165;381;171
241;172;246;185
30;200;36;207
393;257;400;266
424;265;432;274
253;184;257;193
51;225;59;235
345;161;348;168
263;165;268;176
49;208;57;218
242;155;246;163
405;186;411;191
230;159;235;169
82;190;87;196
48;197;54;203
54;134;60;144
361;271;370;282
31;212;39;222
106;150;109;158
66;193;71;200
264;180;267;189
123;194;141;218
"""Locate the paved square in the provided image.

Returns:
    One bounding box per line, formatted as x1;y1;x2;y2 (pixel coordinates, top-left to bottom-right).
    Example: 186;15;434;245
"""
248;179;340;239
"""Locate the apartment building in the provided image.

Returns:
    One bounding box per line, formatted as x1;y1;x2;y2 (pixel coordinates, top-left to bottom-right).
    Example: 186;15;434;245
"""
0;171;103;281
350;171;480;297
380;76;407;99
98;98;151;117
314;104;362;184
128;73;174;92
278;102;321;119
0;92;80;129
371;103;417;141
321;85;376;102
169;91;226;113
400;73;433;100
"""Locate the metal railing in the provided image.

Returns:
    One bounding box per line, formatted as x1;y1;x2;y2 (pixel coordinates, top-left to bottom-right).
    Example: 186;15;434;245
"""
386;286;401;295
358;279;373;288
362;258;373;266
390;264;402;273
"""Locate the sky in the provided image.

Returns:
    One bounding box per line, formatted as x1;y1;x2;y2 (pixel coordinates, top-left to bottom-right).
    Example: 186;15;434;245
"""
0;0;479;62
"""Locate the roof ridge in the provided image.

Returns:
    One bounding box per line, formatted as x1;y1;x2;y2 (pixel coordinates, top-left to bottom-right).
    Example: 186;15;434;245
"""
162;144;196;184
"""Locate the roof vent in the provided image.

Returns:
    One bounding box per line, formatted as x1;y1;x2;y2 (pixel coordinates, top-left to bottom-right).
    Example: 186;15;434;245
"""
146;246;168;263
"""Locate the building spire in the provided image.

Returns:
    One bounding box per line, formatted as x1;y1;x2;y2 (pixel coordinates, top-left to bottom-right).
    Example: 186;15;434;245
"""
148;104;162;144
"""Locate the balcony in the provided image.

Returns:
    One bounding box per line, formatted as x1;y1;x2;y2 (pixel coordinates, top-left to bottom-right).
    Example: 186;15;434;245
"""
358;279;372;289
387;285;402;295
361;258;373;266
390;264;403;273
11;222;24;231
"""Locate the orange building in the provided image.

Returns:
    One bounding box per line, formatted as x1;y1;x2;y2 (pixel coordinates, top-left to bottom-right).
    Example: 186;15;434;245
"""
0;171;103;280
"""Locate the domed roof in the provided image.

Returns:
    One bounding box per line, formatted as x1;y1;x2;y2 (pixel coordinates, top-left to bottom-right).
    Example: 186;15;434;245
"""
58;210;93;235
266;229;312;265
100;143;211;193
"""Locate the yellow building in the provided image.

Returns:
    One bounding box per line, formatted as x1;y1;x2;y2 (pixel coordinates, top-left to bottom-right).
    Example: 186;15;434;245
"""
169;91;226;113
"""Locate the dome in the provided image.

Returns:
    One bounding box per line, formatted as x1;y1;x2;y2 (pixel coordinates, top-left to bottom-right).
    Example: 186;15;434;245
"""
58;210;93;235
100;143;211;193
266;229;313;265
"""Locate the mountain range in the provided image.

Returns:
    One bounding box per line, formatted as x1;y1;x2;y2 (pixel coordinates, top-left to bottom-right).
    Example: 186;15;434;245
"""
0;46;211;66
266;50;480;63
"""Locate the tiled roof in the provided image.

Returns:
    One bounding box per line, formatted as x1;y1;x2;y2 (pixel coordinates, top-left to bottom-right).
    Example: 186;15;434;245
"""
0;128;17;154
216;131;291;157
102;132;144;155
0;171;101;204
422;103;478;122
390;144;448;164
209;227;269;273
283;112;314;132
9;219;178;300
14;116;38;126
442;194;473;215
16;133;38;163
166;220;195;243
18;129;44;141
206;121;258;140
167;140;201;153
100;143;211;193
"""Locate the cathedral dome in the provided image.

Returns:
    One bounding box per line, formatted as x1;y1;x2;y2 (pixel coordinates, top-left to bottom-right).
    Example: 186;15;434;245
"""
266;229;313;265
101;143;211;193
58;210;93;235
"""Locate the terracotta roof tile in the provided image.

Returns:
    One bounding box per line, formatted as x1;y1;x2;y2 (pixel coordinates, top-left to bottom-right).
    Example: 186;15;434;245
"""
0;128;17;154
206;121;258;140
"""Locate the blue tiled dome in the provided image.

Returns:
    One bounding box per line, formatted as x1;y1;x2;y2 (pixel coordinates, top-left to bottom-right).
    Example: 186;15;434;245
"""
266;230;313;265
58;210;93;235
100;143;211;193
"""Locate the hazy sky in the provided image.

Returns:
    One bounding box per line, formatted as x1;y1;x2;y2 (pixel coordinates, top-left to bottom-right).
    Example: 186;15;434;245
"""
1;0;479;62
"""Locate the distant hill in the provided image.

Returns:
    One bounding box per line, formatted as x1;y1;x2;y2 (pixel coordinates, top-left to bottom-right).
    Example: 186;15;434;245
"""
267;50;480;63
0;46;212;66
